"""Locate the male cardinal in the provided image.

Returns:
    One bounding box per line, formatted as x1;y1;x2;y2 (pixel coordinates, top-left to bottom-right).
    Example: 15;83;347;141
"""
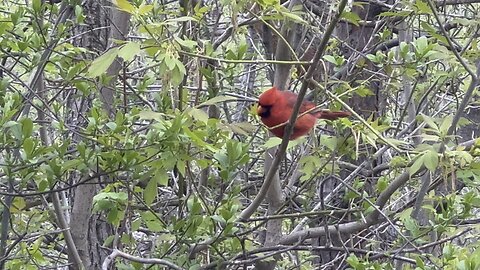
257;87;351;140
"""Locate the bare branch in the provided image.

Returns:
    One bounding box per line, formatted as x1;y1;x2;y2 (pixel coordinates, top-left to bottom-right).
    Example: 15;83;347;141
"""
102;249;184;270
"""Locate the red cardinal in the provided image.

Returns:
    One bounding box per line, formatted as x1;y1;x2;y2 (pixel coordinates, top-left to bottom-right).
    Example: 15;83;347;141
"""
257;87;351;140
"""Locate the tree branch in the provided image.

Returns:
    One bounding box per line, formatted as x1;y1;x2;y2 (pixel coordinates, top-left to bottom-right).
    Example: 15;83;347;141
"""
102;249;184;270
239;0;348;221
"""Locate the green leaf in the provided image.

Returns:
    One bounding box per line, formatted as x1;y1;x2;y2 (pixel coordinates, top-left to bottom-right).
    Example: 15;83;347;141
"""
419;114;438;131
62;159;83;172
176;160;186;176
106;122;117;131
423;149;439;171
23;138;34;158
379;11;411;17
144;177;158;205
299;156;322;181
32;0;42;13
164;55;176;71
362;132;377;147
281;11;307;24
21;118;33;138
171;65;185;86
323;55;337;65
113;0;135;13
107;207;120;225
138;111;165;121
187;197;202;215
229;122;256;136
211;215;226;225
138;4;153;15
183;127;218;152
3;121;17;128
415;37;429;57
118;42;140;62
153;169;169;186
38;179;48;191
197;95;237;107
409;154;425;176
187;108;209;123
320;136;337;151
74;5;85;23
376;176;388;193
415;256;425;269
87;48;119;78
415;0;431;14
174;36;197;50
439;115;453;136
164;16;198;24
341;11;361;26
383;138;407;147
421;22;448;44
346;254;361;268
132;218;141;231
141;211;163;232
262;137;282;149
262;136;304;150
176;61;186;76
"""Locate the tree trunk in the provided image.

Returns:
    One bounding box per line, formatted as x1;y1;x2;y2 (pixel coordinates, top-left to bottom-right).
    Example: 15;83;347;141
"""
68;1;130;269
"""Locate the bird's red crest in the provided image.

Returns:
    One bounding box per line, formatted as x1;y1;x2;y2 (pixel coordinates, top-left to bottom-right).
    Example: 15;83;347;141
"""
258;87;279;106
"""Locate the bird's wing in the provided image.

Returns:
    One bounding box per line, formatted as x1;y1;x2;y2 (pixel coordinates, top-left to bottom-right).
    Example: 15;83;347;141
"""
284;91;316;115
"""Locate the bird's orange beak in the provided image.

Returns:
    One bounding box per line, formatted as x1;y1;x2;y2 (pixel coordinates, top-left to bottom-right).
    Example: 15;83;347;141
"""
257;104;265;116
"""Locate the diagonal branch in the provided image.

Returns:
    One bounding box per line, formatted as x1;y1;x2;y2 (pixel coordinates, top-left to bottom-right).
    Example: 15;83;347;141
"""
238;0;349;221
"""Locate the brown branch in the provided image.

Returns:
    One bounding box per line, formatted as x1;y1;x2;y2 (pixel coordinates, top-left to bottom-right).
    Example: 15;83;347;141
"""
239;0;349;222
27;4;84;269
427;0;480;136
279;169;411;244
18;2;74;119
245;208;362;222
189;0;349;257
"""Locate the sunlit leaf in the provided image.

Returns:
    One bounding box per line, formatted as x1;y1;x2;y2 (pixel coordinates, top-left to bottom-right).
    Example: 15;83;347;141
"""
138;4;153;15
118;41;140;62
415;0;431;14
439;115;453;136
113;0;135;13
341;11;361;26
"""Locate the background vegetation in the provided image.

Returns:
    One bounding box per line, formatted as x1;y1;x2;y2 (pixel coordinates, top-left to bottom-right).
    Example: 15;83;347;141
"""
0;0;479;269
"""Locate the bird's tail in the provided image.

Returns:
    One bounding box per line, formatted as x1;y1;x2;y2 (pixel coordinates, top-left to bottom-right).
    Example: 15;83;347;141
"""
315;110;351;120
